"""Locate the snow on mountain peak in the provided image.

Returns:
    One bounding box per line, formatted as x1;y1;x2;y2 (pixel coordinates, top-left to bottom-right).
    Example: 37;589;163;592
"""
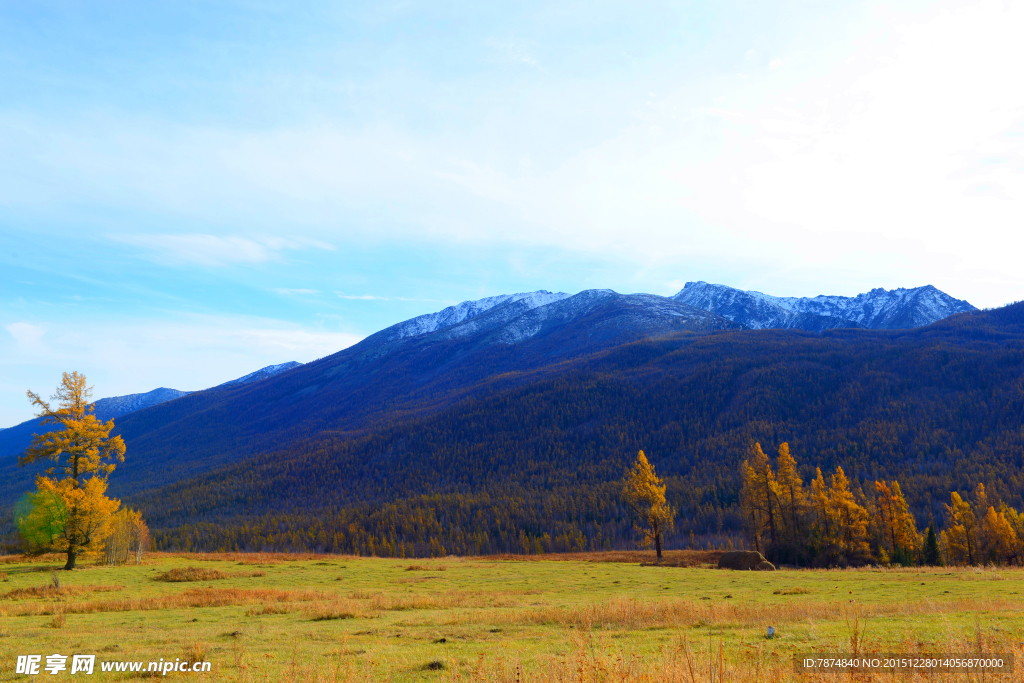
672;282;976;331
215;361;303;388
377;290;572;342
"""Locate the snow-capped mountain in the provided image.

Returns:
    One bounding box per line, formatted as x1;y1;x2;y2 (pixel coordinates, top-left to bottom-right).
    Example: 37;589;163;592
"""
672;282;976;332
429;289;738;345
371;291;572;344
213;361;304;389
351;288;738;365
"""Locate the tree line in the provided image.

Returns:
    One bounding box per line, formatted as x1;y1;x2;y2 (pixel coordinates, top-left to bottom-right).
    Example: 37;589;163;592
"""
741;441;1024;567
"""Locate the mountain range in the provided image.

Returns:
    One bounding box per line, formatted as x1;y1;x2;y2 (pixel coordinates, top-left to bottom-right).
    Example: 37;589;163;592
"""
672;282;976;332
2;281;1015;556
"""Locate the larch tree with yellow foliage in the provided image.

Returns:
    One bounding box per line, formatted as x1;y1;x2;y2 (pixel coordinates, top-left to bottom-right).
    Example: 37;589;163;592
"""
827;466;871;565
873;480;918;565
941;491;978;566
622;450;674;561
809;467;834;548
17;372;126;569
981;506;1018;565
774;443;806;561
740;443;779;553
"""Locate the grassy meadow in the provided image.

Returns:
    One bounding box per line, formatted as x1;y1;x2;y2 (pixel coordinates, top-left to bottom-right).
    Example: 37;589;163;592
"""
2;551;1023;682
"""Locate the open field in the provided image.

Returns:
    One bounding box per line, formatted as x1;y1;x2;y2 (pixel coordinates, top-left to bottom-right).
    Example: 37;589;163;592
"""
2;551;1023;681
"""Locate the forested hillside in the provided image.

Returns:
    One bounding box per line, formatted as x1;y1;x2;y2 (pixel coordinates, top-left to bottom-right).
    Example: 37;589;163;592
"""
0;290;743;507
130;302;1024;555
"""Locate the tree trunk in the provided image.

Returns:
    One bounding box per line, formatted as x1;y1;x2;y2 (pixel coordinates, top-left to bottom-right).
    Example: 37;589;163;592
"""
655;531;662;561
64;547;77;570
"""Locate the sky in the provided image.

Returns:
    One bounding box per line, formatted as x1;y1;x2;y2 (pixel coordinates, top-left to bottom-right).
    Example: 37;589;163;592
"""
1;0;1023;426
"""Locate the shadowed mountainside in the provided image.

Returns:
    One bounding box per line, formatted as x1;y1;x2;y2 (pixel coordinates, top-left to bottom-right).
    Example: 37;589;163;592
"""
124;302;1024;555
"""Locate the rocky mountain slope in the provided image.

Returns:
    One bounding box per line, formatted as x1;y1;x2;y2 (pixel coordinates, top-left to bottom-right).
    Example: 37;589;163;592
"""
673;282;976;332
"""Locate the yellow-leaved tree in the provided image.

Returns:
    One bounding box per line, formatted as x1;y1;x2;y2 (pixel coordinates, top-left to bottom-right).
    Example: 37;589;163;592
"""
872;480;918;565
828;467;870;563
104;508;151;566
17;372;126;569
740;443;779;554
622;451;674;561
774;443;806;558
941;491;978;565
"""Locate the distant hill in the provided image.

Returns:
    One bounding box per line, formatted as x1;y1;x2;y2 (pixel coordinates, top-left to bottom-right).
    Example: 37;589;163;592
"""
0;362;302;461
673;282;976;332
92;388;192;422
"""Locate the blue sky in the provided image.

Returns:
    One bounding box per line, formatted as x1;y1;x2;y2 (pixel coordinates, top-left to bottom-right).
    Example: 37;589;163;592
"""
2;0;1023;426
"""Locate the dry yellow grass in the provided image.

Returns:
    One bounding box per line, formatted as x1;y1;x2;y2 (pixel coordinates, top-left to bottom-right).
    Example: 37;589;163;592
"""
479;549;723;566
1;553;1022;682
153;566;267;582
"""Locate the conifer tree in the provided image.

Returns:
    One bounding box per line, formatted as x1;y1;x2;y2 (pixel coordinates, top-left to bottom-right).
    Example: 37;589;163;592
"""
998;503;1024;565
775;443;806;557
18;372;126;569
809;467;833;543
622;451;674;560
741;443;779;551
828;466;870;563
942;492;977;565
982;506;1017;565
923;523;942;565
873;480;918;564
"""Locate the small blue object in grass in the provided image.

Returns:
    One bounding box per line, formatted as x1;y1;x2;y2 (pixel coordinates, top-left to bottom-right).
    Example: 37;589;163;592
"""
766;626;775;638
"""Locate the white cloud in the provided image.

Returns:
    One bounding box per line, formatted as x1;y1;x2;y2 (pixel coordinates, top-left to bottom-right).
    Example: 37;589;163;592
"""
0;0;1021;307
110;234;334;266
5;322;45;347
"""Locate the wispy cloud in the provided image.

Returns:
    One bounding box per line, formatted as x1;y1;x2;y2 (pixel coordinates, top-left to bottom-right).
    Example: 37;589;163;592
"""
110;234;334;266
337;293;389;300
336;293;443;302
5;322;45;347
483;37;541;68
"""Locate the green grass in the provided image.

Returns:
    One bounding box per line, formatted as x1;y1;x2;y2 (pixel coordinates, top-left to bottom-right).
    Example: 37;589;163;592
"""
1;552;1022;681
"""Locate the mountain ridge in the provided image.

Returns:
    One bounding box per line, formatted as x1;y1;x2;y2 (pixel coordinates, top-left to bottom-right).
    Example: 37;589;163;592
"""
0;281;982;514
672;282;976;332
132;300;1024;555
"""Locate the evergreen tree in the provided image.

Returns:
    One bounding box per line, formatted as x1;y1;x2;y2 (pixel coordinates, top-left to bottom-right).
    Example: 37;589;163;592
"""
923;523;942;566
